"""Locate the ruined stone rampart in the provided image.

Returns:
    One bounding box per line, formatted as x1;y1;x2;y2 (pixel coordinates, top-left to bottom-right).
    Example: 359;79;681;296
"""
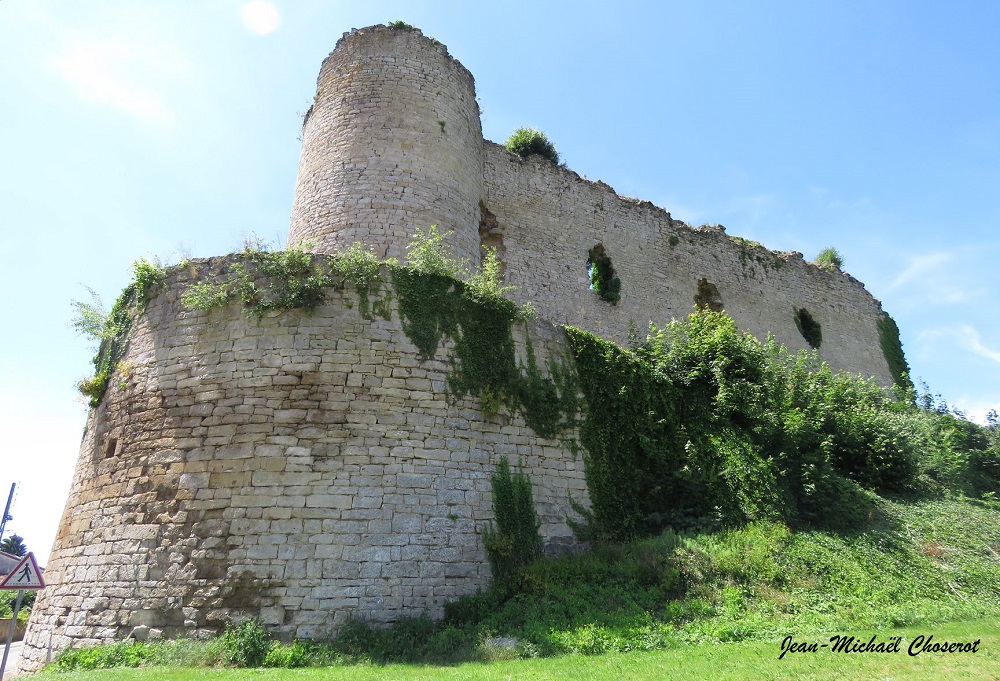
289;24;894;384
19;261;584;671
22;23;899;672
482;143;893;380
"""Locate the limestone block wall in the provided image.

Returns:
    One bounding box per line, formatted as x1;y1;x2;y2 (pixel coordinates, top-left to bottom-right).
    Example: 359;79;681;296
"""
289;25;484;266
286;24;893;384
19;262;586;672
481;142;894;384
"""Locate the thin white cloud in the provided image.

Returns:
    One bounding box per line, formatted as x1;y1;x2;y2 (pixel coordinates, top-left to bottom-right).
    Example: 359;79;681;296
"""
727;193;779;229
32;3;196;129
890;251;955;289
920;325;1000;365
51;41;174;126
241;1;281;36
957;325;1000;364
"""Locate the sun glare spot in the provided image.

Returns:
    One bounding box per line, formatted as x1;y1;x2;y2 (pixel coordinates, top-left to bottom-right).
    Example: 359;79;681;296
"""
241;0;281;36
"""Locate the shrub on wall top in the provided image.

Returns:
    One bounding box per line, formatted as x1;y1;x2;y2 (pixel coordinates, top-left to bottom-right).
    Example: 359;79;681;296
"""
505;127;560;164
814;247;844;272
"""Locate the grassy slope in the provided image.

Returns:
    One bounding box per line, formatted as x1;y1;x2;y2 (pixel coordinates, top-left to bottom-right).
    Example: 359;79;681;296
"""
37;619;1000;680
440;495;1000;657
42;496;1000;678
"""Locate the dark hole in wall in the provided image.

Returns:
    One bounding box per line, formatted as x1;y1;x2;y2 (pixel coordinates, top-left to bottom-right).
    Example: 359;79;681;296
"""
795;308;822;349
694;278;724;312
587;243;621;304
105;438;118;459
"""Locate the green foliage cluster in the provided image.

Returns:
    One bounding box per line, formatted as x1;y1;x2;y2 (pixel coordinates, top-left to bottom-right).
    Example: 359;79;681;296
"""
586;245;621;304
404;225;466;279
391;229;576;439
219;620;271;667
901;395;1000;497
1;589;35;629
877;311;911;389
50;640;155;671
565;309;998;542
183;242;328;317
0;533;27;556
727;235;762;250
467;247;517;306
504;127;560;164
815;246;844;272
75;259;166;407
182;241;390;321
482;457;542;590
386;20;414;31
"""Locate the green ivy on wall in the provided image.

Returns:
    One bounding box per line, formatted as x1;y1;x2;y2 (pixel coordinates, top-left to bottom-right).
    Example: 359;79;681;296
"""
877;312;910;389
482;456;542;590
76;259;166;407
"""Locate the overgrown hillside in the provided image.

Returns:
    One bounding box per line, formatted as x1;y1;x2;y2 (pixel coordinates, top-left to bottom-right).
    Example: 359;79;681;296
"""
50;495;1000;669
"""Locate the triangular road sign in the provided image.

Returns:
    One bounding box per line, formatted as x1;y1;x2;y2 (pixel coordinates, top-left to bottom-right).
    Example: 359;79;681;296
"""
0;552;44;589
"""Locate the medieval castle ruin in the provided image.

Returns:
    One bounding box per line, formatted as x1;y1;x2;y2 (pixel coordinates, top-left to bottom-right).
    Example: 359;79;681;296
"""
20;24;897;671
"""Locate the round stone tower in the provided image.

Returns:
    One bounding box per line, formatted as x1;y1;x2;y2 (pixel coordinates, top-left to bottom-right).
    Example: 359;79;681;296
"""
289;25;485;264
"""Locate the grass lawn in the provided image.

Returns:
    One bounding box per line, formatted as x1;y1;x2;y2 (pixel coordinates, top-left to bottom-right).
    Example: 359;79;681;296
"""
38;618;1000;680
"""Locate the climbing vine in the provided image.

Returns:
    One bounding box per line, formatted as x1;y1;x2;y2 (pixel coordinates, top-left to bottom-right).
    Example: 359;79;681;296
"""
482;456;542;590
877;312;910;389
389;238;577;440
76;259;166;407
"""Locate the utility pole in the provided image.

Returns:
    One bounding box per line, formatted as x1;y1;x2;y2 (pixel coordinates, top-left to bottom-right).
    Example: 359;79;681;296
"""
0;483;13;544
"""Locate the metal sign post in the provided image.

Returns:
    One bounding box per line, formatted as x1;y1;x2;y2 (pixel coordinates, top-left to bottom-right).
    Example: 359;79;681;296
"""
0;552;44;680
1;589;24;679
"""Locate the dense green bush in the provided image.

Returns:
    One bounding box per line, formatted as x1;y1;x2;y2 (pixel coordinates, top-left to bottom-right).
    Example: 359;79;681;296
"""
221;620;272;667
566;308;997;541
586;244;621;304
405;224;466;279
814;246;843;272
51;641;155;671
505;127;560;164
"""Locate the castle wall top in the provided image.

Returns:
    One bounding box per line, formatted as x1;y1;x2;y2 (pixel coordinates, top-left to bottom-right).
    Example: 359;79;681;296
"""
287;23;894;383
289;24;484;264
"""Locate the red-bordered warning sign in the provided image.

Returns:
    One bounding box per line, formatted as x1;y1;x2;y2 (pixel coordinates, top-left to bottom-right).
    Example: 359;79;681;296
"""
0;552;44;589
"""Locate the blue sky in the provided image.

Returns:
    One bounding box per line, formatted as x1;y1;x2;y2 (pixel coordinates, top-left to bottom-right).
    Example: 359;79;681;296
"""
1;1;998;563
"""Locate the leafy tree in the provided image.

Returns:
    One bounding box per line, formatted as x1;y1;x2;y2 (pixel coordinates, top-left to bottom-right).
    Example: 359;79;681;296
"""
1;533;27;557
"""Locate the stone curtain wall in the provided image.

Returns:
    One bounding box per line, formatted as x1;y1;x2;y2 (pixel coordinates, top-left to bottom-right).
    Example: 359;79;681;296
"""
289;25;485;266
482;142;894;384
19;262;586;672
22;23;901;671
287;23;892;383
